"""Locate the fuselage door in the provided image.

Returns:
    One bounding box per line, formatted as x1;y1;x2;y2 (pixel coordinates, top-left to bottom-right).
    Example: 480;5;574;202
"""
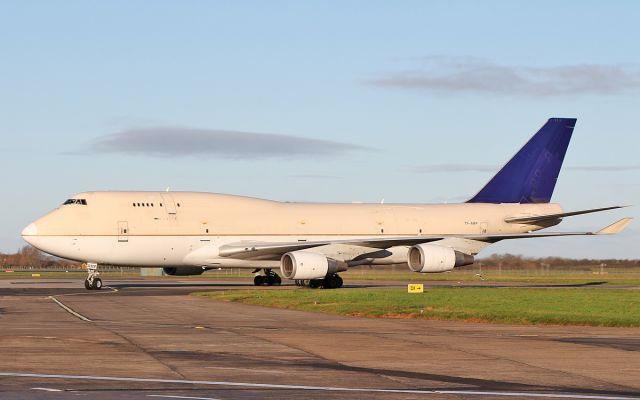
480;222;488;234
118;221;129;242
161;194;177;215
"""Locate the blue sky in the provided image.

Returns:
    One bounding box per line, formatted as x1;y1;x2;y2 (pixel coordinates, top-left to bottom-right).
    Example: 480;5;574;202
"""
1;1;638;258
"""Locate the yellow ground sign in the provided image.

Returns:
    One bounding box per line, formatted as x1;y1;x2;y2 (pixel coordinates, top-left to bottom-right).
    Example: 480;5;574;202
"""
31;273;41;277
407;283;423;293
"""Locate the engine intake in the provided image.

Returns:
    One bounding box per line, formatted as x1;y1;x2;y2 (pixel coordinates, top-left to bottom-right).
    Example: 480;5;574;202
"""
162;267;206;276
280;251;347;280
407;244;474;273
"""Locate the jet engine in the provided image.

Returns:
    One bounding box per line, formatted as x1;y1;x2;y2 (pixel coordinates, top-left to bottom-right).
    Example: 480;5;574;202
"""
280;251;347;280
407;244;474;273
162;267;206;276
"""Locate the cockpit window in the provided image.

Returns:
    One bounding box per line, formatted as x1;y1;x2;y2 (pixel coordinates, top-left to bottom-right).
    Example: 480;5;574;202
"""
63;199;87;205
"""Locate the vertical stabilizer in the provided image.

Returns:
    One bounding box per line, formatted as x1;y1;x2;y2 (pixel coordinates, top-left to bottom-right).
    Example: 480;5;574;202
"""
467;118;576;204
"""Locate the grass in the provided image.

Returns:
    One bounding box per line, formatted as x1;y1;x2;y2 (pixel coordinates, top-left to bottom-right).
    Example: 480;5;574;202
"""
0;270;249;279
341;269;640;285
194;287;640;327
0;271;139;278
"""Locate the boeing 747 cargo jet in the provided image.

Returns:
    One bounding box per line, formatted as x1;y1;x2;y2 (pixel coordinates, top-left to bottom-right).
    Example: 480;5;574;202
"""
22;118;632;289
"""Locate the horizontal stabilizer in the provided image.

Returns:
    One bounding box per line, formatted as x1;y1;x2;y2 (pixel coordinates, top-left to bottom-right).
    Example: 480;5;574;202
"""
597;218;633;235
505;205;626;224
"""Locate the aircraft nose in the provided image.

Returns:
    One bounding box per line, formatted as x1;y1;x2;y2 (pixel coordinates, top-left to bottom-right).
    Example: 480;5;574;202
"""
21;222;38;239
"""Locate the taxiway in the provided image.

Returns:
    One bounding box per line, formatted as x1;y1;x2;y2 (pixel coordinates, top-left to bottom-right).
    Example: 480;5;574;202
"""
0;278;638;400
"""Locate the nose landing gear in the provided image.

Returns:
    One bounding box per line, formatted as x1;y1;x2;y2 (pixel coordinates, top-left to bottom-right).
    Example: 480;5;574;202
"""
84;262;103;290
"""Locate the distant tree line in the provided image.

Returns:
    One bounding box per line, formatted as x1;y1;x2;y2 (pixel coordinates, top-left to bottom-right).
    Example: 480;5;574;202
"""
0;245;81;269
476;253;639;269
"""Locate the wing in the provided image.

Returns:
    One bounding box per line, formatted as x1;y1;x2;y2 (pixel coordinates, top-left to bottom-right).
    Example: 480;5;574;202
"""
218;218;633;261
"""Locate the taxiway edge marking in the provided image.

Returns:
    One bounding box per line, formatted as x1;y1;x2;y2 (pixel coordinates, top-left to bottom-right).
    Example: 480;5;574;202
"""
148;395;221;400
31;387;63;392
48;297;92;322
1;372;639;400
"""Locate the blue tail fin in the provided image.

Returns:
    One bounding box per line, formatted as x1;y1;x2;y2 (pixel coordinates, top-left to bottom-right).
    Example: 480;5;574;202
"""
467;118;576;204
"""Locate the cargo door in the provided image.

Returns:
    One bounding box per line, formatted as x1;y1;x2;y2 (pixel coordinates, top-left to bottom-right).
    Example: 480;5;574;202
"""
118;221;129;242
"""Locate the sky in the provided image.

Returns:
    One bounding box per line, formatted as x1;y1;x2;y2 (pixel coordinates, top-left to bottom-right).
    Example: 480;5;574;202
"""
1;1;639;258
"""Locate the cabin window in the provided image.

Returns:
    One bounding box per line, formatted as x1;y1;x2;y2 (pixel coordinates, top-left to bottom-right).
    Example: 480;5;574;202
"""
177;203;181;207
160;203;163;207
63;199;87;205
133;203;136;207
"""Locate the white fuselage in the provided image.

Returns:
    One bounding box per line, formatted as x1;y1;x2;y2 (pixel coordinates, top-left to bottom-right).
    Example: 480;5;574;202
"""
22;191;562;268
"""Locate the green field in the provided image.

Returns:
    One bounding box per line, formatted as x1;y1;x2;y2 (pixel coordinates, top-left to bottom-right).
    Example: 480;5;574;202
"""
0;270;249;279
195;287;640;327
341;268;640;285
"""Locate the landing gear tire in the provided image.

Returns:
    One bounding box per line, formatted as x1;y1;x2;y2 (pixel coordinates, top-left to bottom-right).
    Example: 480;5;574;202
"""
92;278;103;290
254;269;282;286
323;274;343;289
267;274;282;286
309;279;323;289
84;262;102;290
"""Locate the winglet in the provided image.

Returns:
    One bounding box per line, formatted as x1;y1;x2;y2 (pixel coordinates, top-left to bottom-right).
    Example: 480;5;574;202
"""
597;218;633;235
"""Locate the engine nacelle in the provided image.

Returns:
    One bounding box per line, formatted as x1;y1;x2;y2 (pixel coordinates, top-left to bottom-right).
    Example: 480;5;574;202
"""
162;267;206;276
407;244;474;273
280;251;347;280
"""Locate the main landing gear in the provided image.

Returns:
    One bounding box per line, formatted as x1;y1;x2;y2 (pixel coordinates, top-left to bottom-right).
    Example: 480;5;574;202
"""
84;262;103;290
294;273;343;289
253;269;282;286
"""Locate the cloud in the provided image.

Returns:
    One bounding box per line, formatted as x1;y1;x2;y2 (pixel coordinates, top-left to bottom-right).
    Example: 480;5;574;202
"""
369;57;640;96
89;127;369;158
409;163;640;173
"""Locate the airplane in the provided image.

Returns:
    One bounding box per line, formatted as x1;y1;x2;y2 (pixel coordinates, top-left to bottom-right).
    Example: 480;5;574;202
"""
21;118;632;290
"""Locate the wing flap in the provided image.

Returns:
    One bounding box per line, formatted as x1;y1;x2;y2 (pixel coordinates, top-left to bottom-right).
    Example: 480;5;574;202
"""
217;237;444;260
